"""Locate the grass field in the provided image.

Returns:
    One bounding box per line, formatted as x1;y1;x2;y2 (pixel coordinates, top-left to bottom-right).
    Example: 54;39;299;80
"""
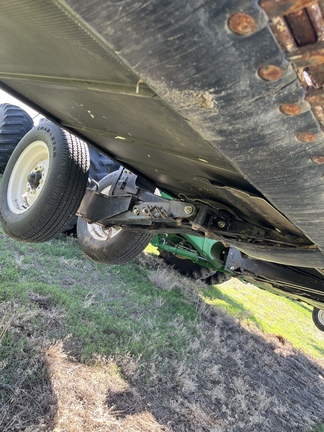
0;232;324;431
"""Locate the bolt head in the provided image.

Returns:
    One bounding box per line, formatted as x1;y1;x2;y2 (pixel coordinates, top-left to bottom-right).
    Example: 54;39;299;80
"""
279;104;302;116
297;132;317;142
184;205;193;215
258;65;283;81
218;220;226;229
311;155;324;164
228;13;257;35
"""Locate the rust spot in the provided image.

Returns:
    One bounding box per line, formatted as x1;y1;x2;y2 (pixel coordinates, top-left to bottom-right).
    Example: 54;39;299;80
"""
307;3;324;40
311;155;324;164
228;13;257;35
288;43;324;68
297;132;317;141
270;16;297;52
258;65;283;81
279;103;302;115
306;88;324;106
312;106;324;127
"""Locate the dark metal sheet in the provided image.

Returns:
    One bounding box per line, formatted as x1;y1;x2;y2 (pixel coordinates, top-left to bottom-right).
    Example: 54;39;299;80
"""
1;0;324;265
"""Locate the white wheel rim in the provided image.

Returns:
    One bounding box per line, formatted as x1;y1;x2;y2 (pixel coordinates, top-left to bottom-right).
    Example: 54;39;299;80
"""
318;309;324;326
86;182;121;240
7;140;49;214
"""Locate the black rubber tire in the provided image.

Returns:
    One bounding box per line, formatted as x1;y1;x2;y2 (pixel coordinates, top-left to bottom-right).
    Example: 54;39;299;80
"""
88;146;119;181
62;145;118;234
159;249;230;285
77;172;152;264
0;122;90;242
312;308;324;332
0;103;34;173
159;249;207;277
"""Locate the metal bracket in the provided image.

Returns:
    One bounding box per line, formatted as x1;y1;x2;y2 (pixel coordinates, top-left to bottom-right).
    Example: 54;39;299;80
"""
78;187;197;226
225;247;324;298
77;189;133;223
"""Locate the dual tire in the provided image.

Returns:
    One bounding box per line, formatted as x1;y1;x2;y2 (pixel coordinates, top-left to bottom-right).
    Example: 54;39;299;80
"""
0;121;90;242
0;103;34;172
0;118;151;263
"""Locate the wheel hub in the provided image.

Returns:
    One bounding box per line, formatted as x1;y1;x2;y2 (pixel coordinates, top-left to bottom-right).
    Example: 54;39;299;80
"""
7;140;49;214
27;170;43;189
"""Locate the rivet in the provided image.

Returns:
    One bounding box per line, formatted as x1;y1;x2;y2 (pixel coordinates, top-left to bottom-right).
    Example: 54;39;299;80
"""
279;104;302;116
297;132;317;142
228;13;257;35
311;156;324;164
258;65;283;81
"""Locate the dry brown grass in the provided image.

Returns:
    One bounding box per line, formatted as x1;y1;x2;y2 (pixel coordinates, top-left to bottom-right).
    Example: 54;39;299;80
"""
46;342;167;432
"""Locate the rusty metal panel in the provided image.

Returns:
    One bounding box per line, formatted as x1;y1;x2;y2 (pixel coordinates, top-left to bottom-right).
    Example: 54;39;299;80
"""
259;0;317;18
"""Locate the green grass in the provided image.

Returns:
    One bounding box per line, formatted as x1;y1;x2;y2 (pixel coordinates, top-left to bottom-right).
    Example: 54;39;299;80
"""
0;233;199;365
201;278;324;359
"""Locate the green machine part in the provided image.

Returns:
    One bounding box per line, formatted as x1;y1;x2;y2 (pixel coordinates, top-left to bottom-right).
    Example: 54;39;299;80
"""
153;191;228;272
151;233;227;272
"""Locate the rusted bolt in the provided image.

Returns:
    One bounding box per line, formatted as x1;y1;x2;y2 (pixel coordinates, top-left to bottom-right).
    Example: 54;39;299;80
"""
279;103;302;116
296;132;317;142
228;13;257;35
218;220;226;229
311;156;324;164
184;205;193;215
258;65;283;81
